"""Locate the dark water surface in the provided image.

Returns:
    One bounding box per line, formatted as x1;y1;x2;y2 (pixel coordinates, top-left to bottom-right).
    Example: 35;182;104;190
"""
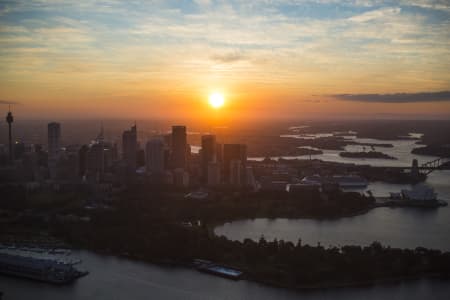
1;250;450;300
215;171;450;250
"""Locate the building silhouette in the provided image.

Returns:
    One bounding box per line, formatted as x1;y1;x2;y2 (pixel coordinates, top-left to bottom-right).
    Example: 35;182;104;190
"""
207;161;221;186
230;159;242;186
6;108;14;164
48;122;61;179
146;138;165;174
171;125;187;169
86;143;105;181
201;134;216;183
223;144;247;184
122;124;137;171
48;122;61;160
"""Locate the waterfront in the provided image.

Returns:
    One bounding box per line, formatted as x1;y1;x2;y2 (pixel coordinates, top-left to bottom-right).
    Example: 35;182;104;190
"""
215;170;450;250
2;131;450;298
1;250;450;300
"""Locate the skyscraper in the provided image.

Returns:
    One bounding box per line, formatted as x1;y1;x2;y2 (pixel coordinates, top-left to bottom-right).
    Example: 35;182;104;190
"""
5;108;13;163
122;124;137;171
86;143;105;181
230;159;242;186
223;144;247;184
201;134;216;183
48;122;61;160
207;161;221;186
47;122;61;180
146;138;165;174
171;125;187;169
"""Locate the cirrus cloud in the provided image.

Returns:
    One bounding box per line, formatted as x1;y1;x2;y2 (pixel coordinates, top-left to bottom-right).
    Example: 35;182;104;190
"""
330;91;450;103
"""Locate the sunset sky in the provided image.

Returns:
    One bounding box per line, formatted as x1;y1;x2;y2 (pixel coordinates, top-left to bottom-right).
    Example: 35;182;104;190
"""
1;0;450;121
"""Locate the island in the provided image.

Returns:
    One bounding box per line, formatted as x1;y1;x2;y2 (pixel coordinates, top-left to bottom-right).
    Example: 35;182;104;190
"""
339;151;397;160
290;147;323;156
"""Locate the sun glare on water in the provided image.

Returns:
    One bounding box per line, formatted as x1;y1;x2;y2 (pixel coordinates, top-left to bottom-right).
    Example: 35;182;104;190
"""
209;92;225;109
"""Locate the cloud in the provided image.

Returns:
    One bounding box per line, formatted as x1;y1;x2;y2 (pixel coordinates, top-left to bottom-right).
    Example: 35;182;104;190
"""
211;52;246;63
330;91;450;103
348;7;401;22
0;100;20;105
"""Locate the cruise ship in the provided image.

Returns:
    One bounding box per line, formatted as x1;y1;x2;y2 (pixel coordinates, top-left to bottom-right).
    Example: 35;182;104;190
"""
0;253;88;284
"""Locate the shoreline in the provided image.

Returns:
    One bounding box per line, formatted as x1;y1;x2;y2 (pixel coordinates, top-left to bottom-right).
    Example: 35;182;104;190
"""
78;248;450;292
2;226;450;293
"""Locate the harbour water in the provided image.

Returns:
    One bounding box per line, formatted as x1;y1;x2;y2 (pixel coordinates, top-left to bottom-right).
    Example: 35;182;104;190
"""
215;170;450;250
252;132;441;167
1;250;450;300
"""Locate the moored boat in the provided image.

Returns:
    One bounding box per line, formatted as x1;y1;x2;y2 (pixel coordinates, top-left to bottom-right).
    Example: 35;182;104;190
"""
0;253;88;284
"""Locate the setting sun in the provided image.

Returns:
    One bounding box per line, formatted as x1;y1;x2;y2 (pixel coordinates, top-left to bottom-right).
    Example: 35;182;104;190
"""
208;92;225;109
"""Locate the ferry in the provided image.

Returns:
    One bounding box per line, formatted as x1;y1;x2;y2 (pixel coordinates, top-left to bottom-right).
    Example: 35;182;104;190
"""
0;253;88;284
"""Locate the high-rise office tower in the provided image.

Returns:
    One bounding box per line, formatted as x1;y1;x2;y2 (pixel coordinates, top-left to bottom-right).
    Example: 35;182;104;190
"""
171;125;187;169
86;143;105;180
173;168;189;187
47;122;61;180
6;108;14;163
207;161;221;186
201;135;216;183
146;138;165;174
216;143;223;163
223;144;247;183
122;124;137;171
78;145;89;177
48;122;61;160
230;159;242;186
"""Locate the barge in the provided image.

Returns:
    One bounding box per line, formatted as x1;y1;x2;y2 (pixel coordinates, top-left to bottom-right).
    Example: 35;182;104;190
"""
0;253;88;284
193;259;243;280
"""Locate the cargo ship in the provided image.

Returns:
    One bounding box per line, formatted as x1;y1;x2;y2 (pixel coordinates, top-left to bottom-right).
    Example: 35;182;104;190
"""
0;253;88;284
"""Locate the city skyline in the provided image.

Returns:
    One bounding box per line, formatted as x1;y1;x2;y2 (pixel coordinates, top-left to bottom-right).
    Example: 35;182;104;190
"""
0;0;450;121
